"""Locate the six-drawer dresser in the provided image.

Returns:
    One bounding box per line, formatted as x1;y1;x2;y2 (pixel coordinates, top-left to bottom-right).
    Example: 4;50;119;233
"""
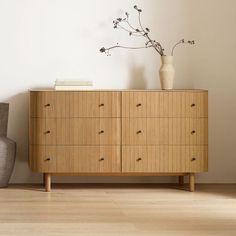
29;90;208;192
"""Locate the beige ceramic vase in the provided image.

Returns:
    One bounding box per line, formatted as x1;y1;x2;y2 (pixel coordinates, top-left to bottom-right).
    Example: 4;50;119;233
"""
159;56;175;90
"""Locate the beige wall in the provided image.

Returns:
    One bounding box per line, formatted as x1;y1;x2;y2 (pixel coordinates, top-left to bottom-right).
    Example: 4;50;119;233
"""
0;0;235;183
190;0;236;182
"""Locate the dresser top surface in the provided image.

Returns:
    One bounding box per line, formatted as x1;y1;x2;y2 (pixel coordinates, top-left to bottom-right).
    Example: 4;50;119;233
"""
29;88;208;92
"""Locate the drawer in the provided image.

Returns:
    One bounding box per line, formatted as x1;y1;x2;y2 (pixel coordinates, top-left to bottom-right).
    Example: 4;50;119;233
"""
122;146;208;173
122;91;208;117
30;91;70;118
69;91;121;117
30;91;121;118
29;146;121;173
30;118;121;145
122;118;208;145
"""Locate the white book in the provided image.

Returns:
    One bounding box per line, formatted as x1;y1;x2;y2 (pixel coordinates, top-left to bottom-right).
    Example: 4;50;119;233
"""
55;85;94;91
55;79;93;86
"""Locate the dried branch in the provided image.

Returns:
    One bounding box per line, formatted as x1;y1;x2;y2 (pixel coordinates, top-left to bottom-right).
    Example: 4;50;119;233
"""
124;12;145;36
171;39;195;56
100;5;164;56
100;44;153;56
100;5;195;57
144;33;164;56
135;6;145;33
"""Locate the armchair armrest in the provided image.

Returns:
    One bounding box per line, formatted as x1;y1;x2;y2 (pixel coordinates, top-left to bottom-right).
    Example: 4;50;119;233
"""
0;137;16;187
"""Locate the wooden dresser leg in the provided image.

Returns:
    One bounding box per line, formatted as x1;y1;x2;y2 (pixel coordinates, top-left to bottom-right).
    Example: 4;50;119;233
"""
189;173;195;192
179;176;184;185
45;173;51;192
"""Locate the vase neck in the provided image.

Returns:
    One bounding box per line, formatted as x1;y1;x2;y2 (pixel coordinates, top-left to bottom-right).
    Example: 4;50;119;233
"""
161;56;173;64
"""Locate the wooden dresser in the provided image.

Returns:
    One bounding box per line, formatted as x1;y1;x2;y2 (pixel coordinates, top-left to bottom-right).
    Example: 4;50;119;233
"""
29;90;208;192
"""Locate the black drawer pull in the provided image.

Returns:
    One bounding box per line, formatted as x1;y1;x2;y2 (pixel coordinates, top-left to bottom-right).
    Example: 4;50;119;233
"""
45;130;51;134
44;158;51;161
45;103;51;107
191;130;196;134
191;103;196;107
99;130;105;134
99;103;104;107
191;157;196;161
136;103;142;107
136;158;142;162
137;130;142;134
99;158;105;161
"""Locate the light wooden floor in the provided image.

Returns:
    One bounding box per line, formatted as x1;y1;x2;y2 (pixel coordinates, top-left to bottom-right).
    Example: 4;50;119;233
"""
0;184;236;236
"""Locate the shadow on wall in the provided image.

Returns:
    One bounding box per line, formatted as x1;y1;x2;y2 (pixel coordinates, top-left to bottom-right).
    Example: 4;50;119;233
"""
127;64;147;89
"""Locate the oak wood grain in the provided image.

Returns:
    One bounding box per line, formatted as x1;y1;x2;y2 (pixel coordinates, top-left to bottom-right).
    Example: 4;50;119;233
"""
29;90;208;192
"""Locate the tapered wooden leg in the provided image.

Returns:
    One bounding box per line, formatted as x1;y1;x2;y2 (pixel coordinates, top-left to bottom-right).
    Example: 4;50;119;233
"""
45;173;51;192
189;173;195;192
179;176;184;185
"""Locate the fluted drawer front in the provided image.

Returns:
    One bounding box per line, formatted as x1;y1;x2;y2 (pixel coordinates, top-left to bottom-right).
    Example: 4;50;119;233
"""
29;146;121;173
30;91;70;118
122;91;208;117
30;91;121;118
122;146;208;173
30;118;120;145
70;91;121;117
122;118;147;145
122;118;208;145
29;90;208;175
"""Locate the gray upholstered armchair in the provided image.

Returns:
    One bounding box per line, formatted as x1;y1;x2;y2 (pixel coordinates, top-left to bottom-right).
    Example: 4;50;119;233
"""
0;103;16;187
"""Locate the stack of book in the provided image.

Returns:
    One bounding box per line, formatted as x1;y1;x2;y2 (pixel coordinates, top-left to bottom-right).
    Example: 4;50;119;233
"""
54;80;93;90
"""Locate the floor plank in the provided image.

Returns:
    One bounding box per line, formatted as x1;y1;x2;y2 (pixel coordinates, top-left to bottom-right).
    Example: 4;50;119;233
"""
0;184;235;236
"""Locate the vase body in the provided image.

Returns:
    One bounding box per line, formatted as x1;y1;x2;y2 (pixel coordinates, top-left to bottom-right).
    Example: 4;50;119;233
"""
159;56;175;90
